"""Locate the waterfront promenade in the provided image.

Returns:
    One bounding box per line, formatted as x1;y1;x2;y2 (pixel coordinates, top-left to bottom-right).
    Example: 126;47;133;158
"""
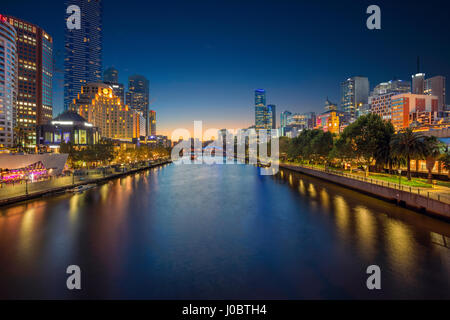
281;163;450;220
0;158;171;206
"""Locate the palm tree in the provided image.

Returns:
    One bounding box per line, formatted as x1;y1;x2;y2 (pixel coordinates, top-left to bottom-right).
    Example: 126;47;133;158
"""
441;152;450;179
423;136;442;184
390;128;427;180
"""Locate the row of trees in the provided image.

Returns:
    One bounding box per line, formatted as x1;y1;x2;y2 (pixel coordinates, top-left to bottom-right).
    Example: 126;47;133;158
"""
281;114;450;182
60;140;170;169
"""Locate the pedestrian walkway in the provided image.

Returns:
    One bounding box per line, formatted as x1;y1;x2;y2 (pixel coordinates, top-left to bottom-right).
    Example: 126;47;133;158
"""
282;162;450;204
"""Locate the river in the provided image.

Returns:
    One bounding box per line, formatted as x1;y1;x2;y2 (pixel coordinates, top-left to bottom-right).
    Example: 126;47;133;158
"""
0;162;449;299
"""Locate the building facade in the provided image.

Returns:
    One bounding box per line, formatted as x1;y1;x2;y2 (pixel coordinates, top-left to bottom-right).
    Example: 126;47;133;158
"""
0;15;17;148
70;83;144;140
368;79;412;122
371;79;410;96
340;76;369;120
317;110;348;134
424;75;446;112
4;15;53;147
149;110;156;136
254;89;266;130
411;73;425;94
391;93;439;132
37;111;99;148
325;98;338;111
103;66;124;104
267;104;276;129
126;74;149;135
64;0;103;111
280;110;291;136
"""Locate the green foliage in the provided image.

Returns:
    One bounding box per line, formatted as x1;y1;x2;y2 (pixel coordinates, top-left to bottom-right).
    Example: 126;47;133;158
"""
60;139;115;168
335;114;394;175
286;129;333;164
390;128;427;180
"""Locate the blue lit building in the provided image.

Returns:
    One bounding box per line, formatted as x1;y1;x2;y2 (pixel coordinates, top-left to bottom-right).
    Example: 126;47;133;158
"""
64;0;103;111
255;89;266;130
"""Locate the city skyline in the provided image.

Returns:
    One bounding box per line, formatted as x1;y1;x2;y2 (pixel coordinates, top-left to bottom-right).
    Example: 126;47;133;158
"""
1;0;450;136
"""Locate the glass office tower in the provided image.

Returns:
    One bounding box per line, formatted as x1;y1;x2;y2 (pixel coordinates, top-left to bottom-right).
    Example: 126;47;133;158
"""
64;0;103;110
255;89;266;130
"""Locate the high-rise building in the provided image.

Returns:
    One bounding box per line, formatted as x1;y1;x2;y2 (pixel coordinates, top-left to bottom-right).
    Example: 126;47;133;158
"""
280;110;291;136
5;15;53;147
0;15;17;148
368;79;411;121
126;75;149;135
411;73;425;95
391;93;439;132
307;112;316;129
340;76;369;120
103;67;124;104
254;89;266;130
70;83;144;140
424;76;446;112
371;80;410;96
267;104;276;129
103;67;118;83
280;111;291;128
149;110;156;136
64;0;103;111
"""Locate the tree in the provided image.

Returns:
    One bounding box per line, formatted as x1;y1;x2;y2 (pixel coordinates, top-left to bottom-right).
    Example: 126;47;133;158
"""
336;114;394;177
423;136;442;184
310;131;333;165
390;128;427;181
440;151;450;179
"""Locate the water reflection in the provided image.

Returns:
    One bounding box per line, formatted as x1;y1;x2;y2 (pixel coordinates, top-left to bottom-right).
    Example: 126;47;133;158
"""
0;164;448;299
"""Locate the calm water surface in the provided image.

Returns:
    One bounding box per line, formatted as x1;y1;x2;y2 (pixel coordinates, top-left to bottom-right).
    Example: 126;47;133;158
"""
0;162;449;299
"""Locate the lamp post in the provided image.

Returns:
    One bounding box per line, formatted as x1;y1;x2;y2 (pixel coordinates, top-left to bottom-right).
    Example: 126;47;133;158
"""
398;169;402;187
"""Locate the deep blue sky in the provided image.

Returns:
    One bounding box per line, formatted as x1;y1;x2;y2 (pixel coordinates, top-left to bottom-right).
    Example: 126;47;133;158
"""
2;0;450;135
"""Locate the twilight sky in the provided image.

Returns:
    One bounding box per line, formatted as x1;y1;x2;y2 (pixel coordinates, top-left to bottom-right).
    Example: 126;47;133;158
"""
2;0;450;136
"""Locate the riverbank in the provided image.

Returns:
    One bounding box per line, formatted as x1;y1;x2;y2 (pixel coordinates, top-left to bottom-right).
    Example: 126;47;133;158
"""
0;159;172;207
280;163;450;221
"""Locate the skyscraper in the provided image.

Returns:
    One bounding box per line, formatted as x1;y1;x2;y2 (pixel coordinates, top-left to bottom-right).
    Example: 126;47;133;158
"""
103;67;124;104
64;0;103;110
371;80;410;96
255;89;266;130
369;79;412;121
126;75;150;136
103;67;118;83
267;104;276;129
5;15;53;147
340;76;369;120
149;110;156;136
412;73;425;94
0;15;17;148
424;76;446;112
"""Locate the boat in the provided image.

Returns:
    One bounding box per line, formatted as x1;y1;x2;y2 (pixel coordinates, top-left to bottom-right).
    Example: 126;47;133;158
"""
69;184;96;193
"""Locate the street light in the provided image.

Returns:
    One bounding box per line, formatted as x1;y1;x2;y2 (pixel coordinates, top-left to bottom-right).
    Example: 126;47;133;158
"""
398;169;402;187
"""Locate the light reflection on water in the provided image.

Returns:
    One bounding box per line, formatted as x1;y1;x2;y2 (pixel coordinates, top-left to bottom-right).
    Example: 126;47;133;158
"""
0;163;448;299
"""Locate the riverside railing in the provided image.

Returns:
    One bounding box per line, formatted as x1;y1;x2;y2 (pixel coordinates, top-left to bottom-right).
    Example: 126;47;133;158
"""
0;159;169;203
284;163;450;205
